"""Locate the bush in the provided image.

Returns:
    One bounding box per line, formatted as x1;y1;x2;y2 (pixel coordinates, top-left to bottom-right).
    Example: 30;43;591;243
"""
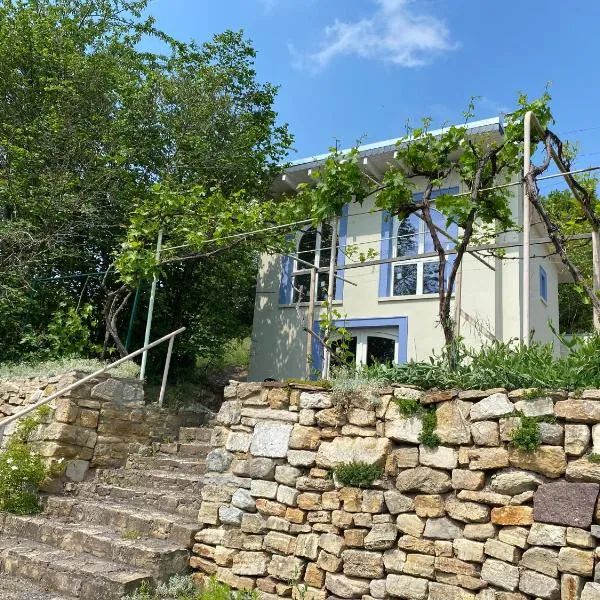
419;409;440;448
332;336;600;391
510;416;542;451
333;461;383;488
0;407;55;515
123;575;259;600
394;397;421;417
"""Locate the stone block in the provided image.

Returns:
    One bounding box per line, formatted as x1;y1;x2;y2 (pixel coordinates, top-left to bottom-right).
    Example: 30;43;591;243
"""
423;517;463;540
435;399;472;445
555;399;600;422
386;574;428;600
342;550;384;578
385;415;423;443
471;421;499;446
565;424;591;456
403;553;435;578
232;551;269;576
384;490;414;514
297;492;322;511
299;409;316;426
65;459;89;482
198;501;220;525
318;550;342;573
467;448;509;470
451;470;485;491
255;499;287;517
232;489;256;512
370;578;387;599
267;555;306;581
250;422;293;458
519;569;560;600
414;495;445;518
344;529;367;548
347;408;376;426
582;583;600;600
386;447;420;473
566;459;600;482
325;573;370;599
429;582;476;600
264;531;296;554
305;563;325;588
434;557;478;576
558;547;594;576
396;514;425;537
489;469;543;495
453;539;485;563
289;425;321;450
241;513;267;534
225;431;252;452
299;392;332;409
484;539;520;563
470;393;513;421
396;467;452;494
364;523;397;550
277;485;299;507
539;422;564;445
457;490;511;506
520;547;558;577
566;527;595;548
498;526;529;549
250;479;278;499
491;506;533;526
287;450;317;467
295;533;320;560
527;522;566;546
275;465;302;486
247;457;276;479
562;574;584;600
362;490;384;513
317;436;391;469
219;505;243;526
420;445;458;470
285;508;305;524
480;558;520;591
206;448;233;473
398;535;436;555
533;481;599;528
445;497;489;523
383;549;407;573
463;522;496;541
514;396;554;417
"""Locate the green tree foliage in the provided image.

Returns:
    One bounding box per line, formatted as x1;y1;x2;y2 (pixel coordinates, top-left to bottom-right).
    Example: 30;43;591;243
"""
0;0;292;368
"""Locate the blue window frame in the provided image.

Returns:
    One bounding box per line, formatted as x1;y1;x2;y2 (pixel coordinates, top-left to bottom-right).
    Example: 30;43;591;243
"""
539;265;548;302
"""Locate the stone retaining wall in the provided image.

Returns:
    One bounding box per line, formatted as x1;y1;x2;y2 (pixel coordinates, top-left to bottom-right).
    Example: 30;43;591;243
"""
192;382;600;600
1;371;204;479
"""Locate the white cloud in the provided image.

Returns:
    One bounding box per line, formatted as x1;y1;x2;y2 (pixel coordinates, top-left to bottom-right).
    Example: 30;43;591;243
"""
293;0;457;71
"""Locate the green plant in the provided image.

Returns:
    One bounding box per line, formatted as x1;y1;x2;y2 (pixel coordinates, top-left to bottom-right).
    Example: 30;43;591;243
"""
419;409;440;448
333;461;383;488
0;408;54;514
394;397;422;417
286;378;332;389
121;530;141;540
521;388;546;401
587;453;600;464
510;415;542;451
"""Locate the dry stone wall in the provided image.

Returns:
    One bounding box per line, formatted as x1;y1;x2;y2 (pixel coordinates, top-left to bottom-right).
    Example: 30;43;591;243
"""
1;371;203;479
193;382;600;600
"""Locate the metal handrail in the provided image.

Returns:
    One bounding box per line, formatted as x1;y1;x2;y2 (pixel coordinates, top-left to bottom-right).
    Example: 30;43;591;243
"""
0;327;186;437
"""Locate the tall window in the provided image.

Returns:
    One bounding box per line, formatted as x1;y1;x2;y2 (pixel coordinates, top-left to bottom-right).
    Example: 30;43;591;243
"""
292;223;336;302
539;265;548;302
392;210;457;296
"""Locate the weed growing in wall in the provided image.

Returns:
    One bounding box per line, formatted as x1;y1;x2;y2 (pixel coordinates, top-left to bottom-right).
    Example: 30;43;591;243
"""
419;409;440;448
0;406;56;515
333;461;383;488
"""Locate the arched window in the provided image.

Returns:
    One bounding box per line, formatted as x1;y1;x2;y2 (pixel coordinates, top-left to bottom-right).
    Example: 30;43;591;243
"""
392;209;457;296
292;223;336;302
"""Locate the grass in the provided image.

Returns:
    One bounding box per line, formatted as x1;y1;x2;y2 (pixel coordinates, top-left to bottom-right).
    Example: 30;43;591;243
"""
121;530;141;540
419;408;440;448
588;453;600;464
330;336;600;391
394;397;422;417
0;356;139;380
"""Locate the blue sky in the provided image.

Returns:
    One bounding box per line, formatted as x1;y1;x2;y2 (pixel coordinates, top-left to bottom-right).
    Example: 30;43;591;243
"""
147;0;600;187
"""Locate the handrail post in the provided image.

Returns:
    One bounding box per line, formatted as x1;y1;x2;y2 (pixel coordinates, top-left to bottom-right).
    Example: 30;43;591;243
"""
158;335;175;408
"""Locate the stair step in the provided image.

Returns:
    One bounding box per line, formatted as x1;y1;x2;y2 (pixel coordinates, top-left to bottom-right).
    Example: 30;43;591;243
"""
178;427;212;443
0;514;189;576
0;537;151;600
153;441;212;458
82;482;201;519
126;454;206;474
45;497;200;548
96;467;204;494
0;572;76;600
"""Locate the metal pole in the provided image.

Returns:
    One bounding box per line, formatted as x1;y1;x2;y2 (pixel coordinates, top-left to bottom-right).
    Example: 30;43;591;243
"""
140;228;163;380
593;232;600;332
322;216;339;379
523;111;532;344
305;228;321;379
125;283;142;352
158;335;175;407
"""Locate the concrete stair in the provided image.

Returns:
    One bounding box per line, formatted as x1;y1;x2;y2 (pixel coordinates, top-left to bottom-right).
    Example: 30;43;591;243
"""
0;426;212;599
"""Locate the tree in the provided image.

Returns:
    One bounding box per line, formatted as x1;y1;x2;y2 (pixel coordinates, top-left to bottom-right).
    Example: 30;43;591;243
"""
0;1;293;369
293;95;552;368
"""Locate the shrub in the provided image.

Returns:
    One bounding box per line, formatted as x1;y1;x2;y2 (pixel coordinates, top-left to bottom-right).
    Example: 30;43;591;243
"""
394;397;421;417
419;409;440;448
333;461;383;488
123;575;259;600
510;415;542;451
0;408;55;514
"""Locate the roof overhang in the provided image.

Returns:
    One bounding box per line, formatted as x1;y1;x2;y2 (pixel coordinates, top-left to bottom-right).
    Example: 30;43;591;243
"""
272;116;504;195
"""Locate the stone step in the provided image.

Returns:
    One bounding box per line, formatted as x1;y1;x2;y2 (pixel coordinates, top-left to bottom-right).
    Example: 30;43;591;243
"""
81;482;201;519
0;572;76;600
0;536;151;600
0;514;189;576
95;467;204;494
178;427;212;443
45;496;199;548
126;454;206;474
152;441;212;458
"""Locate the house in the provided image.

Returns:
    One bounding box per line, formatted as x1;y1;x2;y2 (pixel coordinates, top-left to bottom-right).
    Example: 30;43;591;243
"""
248;117;564;382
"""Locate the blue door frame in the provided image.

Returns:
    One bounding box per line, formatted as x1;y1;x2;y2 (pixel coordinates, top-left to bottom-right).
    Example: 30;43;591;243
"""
311;316;408;375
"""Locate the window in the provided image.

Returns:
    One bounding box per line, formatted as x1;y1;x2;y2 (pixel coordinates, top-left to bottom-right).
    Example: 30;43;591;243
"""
292;223;336;303
329;329;398;367
391;210;457;296
539;265;548;302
